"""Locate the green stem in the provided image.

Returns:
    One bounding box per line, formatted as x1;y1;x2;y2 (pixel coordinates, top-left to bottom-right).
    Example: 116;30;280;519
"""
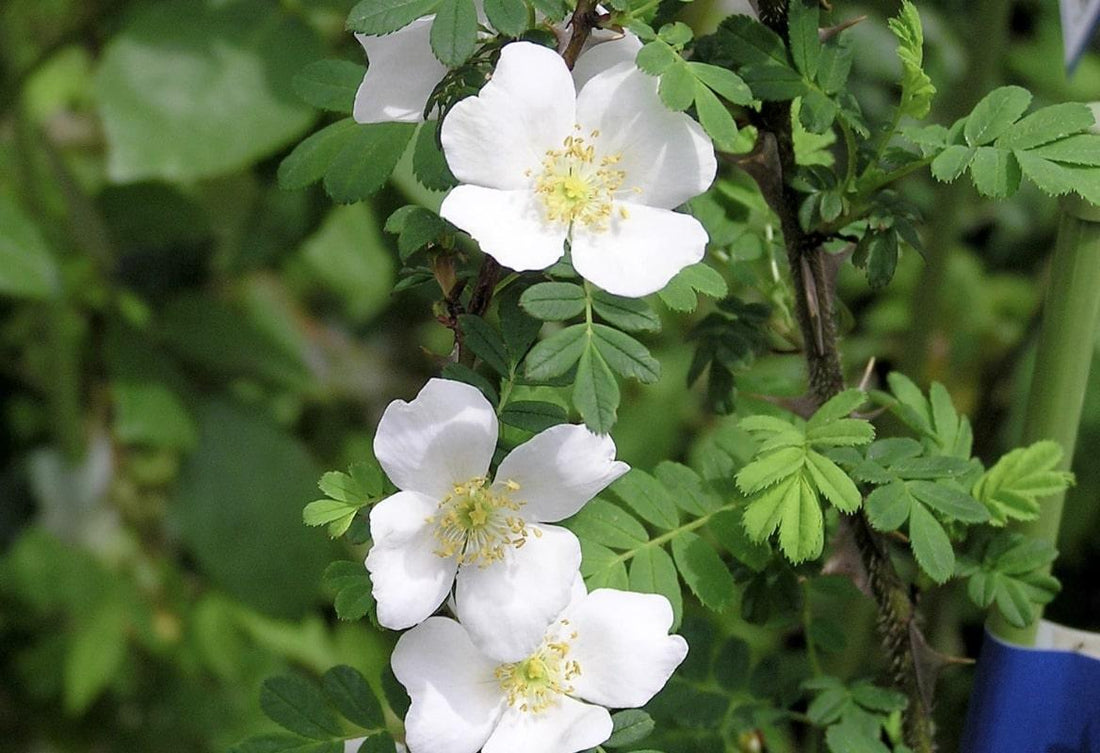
987;197;1100;644
802;579;823;677
609;501;740;566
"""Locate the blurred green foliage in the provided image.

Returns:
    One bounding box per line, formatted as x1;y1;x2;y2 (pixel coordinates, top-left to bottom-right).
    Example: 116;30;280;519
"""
2;0;1100;752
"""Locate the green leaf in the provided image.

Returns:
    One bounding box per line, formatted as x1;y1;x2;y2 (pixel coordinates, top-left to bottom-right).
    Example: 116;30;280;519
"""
887;0;935;119
671;531;735;611
974;440;1074;525
500;401;568;432
658;262;728;312
568;499;649;549
963;533;1060;627
303;499;362;528
742;475;824;563
499;286;543;363
737;445;806;493
655;461;721;515
636;41;679;75
279;119;360;190
825;718;891;753
520;282;586;321
356;735;398;753
483;0;528;36
788;0;820;80
230;735;342;753
96;0;322;182
693;82;740;151
260;675;343;739
969;146;1021;198
865;481;912;532
712;15;791;68
805;450;861;513
293;60;363;112
112;380;198;450
346;0;441;34
611;470;680;530
430;0;478;65
525;324;588;380
741;64;808;100
581;539;629;590
573;344;620;433
1029;132;1100;165
458;315;510;376
0;197;59;300
996;102;1096;150
930;145;975;183
964;86;1032;147
592;325;660;383
175;400;330;617
852;229;899;290
799;88;839;134
605;709;656;748
659;62;696;112
64;599;129;713
908;502;954;584
629;545;683;628
688;62;753;104
909;481;988;523
816;40;853;95
322;666;384;730
324;123;417;203
323;561;376;622
412;119;458;190
591;290;661;332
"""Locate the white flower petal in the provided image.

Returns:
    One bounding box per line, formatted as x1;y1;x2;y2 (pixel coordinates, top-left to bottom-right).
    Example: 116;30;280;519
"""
454;524;582;662
441;42;576;189
374;378;498;500
571;203;708;297
366;491;458;630
572;32;644;92
354;20;448;124
565;589;688;708
576;64;716;209
440;186;566;271
392;617;505;753
482;697;612;753
494;424;628;523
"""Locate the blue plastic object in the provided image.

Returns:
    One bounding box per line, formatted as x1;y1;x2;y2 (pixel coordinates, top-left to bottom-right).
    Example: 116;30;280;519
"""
961;625;1100;752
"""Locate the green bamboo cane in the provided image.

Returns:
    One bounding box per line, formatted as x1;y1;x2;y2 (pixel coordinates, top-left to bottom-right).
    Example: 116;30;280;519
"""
987;194;1100;645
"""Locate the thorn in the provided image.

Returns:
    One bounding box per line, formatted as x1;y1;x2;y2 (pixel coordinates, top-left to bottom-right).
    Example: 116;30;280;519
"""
858;357;877;391
819;15;868;43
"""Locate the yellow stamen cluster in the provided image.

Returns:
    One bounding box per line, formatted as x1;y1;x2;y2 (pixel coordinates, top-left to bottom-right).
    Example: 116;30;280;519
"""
495;621;582;714
428;477;527;567
532;127;626;232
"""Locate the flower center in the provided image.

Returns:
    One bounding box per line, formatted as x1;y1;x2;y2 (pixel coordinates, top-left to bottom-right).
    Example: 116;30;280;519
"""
532;127;627;232
495;620;582;714
429;477;528;567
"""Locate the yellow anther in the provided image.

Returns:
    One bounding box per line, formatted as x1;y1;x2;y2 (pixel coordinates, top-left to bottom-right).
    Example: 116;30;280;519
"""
431;477;527;567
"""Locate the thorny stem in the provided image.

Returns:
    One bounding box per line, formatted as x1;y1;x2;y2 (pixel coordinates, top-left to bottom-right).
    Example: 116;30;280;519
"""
738;15;937;752
561;0;602;70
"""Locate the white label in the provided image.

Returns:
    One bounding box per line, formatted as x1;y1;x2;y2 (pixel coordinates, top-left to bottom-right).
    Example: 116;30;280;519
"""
1061;0;1100;70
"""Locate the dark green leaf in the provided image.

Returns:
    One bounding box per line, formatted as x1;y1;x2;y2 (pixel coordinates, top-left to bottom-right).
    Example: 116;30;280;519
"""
611;470;679;530
964;86;1032;147
347;0;441;34
430;0;478;65
323;561;376;622
322;666;384;730
670;532;735;611
412;119;458;190
592;325;660;383
293;60;364;112
520;282;586;321
573;345;620;433
567;499;649;549
458;315;510;376
741;64;808;100
230;735;342;753
591;290;661;332
484;0;528;36
500;400;568;432
788;0;820;80
324;123;417;203
605;710;656;748
260;675;342;739
628;545;682;628
525;324;588;380
279;119;360;190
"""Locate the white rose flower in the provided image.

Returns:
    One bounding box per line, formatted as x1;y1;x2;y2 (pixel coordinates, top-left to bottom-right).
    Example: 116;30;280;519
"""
366;378;628;660
439;42;717;298
352;11;640;125
392;586;688;753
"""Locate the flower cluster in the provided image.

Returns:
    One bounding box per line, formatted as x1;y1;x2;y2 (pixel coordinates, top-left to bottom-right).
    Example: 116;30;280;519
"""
355;24;716;298
365;380;687;753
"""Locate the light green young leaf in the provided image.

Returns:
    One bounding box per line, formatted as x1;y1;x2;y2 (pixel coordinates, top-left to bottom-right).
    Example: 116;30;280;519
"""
742;475;824;563
805;450;861;513
961;533;1060;627
973;440;1074;525
887;0;935;119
